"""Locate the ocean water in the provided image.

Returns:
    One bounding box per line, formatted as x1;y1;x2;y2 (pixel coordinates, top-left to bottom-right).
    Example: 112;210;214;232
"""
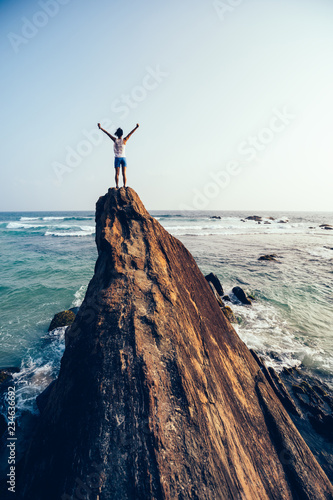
0;209;332;416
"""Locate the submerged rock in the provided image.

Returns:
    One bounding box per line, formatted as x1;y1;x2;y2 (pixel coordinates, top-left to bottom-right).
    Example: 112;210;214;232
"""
245;215;262;221
258;254;278;261
48;310;76;331
16;188;333;500
232;286;252;305
309;413;333;440
205;272;224;296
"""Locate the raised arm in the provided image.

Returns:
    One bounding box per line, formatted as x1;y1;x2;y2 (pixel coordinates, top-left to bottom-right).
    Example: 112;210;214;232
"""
124;123;139;143
97;123;116;142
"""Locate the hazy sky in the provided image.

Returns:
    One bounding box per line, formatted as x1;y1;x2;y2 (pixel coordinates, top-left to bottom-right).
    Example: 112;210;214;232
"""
1;0;333;211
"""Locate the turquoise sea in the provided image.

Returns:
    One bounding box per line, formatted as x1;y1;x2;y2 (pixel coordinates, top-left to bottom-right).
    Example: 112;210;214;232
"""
0;209;332;416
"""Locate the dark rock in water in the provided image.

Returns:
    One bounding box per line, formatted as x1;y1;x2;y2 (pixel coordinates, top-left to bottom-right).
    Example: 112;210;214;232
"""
36;380;57;414
264;221;271;224
320;224;333;230
249;351;300;417
0;367;20;386
246;215;262;221
258;254;278;261
267;217;275;220
48;310;76;332
279;367;333;481
232;286;252;305
0;414;6;438
205;272;223;296
278;220;288;223
282;366;300;376
312;384;330;398
222;294;231;302
309;413;333;440
250;351;333;482
210;215;221;219
17;188;333;500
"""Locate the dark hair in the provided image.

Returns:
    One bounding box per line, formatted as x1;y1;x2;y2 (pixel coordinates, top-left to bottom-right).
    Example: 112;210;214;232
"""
115;128;123;138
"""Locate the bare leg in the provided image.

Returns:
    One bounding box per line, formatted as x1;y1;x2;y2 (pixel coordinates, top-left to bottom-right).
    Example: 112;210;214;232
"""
115;167;120;188
122;166;127;187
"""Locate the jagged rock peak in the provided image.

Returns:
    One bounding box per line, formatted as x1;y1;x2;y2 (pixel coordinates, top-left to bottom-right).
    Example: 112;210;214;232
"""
17;188;333;500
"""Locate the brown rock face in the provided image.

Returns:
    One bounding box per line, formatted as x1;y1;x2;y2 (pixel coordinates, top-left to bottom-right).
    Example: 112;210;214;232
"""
18;188;333;499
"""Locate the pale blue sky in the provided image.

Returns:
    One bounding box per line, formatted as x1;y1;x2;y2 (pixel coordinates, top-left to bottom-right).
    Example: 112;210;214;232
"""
1;0;333;211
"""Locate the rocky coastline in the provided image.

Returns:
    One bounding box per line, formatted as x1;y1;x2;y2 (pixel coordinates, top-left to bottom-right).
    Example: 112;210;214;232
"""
0;188;332;499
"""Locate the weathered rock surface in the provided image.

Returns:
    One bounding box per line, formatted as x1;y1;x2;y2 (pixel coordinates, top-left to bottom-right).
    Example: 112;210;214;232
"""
221;305;237;323
36;379;57;414
17;188;333;499
208;281;224;307
250;352;333;483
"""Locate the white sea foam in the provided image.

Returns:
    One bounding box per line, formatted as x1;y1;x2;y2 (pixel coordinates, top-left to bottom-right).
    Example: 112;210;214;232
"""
43;216;66;221
7;222;45;229
72;284;87;307
306;246;333;260
230;299;327;374
160;218;321;237
42;216;94;221
45;226;95;237
11;327;66;415
44;232;93;237
20;217;40;221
